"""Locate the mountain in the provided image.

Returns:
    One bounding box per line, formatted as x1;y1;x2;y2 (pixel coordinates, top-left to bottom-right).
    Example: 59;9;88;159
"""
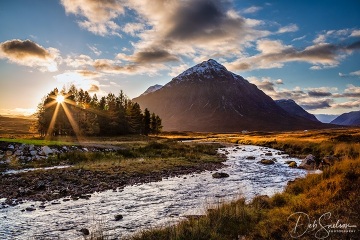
275;99;319;122
330;111;360;126
315;114;339;123
140;84;163;96
133;59;326;132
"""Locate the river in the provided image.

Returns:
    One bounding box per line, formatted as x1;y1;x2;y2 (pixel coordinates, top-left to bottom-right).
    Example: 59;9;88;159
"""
0;145;307;239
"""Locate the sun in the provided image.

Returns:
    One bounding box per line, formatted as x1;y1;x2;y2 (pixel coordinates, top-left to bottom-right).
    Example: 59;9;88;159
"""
56;95;65;104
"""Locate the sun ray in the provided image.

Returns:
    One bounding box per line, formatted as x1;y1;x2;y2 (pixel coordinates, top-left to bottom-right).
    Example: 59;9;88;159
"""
61;101;84;143
45;103;61;140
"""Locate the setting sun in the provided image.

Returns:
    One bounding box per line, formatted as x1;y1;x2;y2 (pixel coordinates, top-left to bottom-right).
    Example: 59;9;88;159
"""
56;95;65;104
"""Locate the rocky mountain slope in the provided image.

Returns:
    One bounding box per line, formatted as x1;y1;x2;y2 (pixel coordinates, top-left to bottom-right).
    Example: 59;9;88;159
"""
275;99;319;122
133;59;327;132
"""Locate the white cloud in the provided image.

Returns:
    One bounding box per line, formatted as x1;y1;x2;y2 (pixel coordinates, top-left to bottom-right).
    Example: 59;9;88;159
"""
60;0;124;36
277;24;298;33
243;6;262;14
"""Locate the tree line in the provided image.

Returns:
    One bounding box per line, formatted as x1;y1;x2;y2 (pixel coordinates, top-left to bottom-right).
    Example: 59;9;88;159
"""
35;85;162;137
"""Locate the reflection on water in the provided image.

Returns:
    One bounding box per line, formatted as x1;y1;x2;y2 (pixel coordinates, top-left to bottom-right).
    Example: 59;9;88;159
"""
0;145;306;239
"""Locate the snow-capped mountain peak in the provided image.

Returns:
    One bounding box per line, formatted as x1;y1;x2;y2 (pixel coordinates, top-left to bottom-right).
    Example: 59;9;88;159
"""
175;59;227;80
140;84;163;96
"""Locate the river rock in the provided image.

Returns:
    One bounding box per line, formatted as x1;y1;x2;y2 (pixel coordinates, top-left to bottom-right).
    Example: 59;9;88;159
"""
246;156;256;160
288;162;297;168
80;228;90;235
265;152;273;156
41;146;53;155
212;172;230;178
260;159;275;165
25;207;36;211
6;151;13;156
30;150;37;156
7;145;15;150
114;214;123;221
298;154;315;170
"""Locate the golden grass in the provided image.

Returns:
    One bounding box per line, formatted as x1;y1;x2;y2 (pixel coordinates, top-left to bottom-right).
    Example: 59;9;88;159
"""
128;128;360;240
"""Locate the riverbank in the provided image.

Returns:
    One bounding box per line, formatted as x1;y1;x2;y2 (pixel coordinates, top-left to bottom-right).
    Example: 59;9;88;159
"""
0;140;225;206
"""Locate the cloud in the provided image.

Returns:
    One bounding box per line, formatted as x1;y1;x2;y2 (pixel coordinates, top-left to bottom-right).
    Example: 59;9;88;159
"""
332;99;360;109
54;70;102;93
339;70;360;78
123;22;145;36
277;24;298;33
300;99;332;110
60;0;124;36
64;54;94;68
227;40;360;71
119;0;270;65
0;39;60;72
117;49;179;63
169;64;190;77
308;90;333;97
87;44;102;56
292;35;306;42
243;6;262;14
313;29;353;44
350;29;360;37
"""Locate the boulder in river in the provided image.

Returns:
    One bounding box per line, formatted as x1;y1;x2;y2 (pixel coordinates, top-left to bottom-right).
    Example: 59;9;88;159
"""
298;154;315;170
246;156;256;160
260;159;275;165
115;214;123;221
288;162;297;168
80;228;90;235
212;172;230;178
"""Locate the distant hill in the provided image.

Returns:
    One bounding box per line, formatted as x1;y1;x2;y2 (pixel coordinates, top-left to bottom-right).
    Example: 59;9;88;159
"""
0;115;35;135
140;84;163;97
315;114;339;123
133;59;327;132
330;111;360;126
275;99;319;122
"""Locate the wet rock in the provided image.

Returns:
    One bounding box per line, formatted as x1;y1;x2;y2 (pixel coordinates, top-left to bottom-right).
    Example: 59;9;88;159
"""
80;228;90;235
7;145;15;150
246;156;256;160
288;162;297;168
25;207;36;211
298;154;315;170
30;150;37;156
6;151;13;156
41;146;53;155
114;214;123;221
212;172;229;178
265;152;273;156
260;159;275;165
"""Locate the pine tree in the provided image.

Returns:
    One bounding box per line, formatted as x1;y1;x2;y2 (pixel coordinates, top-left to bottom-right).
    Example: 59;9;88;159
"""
143;108;151;135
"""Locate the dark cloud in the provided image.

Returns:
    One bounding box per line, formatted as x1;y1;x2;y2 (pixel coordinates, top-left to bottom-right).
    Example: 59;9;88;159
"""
229;40;360;71
88;84;100;92
133;49;179;63
0;39;50;59
93;59;137;73
346;40;360;50
166;0;243;42
0;39;60;71
308;91;332;97
301;100;332;110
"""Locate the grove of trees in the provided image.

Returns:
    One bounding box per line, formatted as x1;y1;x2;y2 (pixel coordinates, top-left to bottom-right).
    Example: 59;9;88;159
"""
35;85;162;137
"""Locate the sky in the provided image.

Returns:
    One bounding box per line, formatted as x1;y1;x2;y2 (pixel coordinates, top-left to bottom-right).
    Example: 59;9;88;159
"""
0;0;359;117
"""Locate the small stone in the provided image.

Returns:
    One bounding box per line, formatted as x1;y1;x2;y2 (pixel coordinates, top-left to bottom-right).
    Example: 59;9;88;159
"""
246;156;256;160
265;152;273;156
260;159;275;165
114;214;123;221
212;172;230;178
288;162;297;168
80;228;90;235
25;207;36;211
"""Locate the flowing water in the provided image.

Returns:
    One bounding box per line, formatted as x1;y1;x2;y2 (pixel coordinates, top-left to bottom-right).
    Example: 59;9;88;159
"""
0;145;307;239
